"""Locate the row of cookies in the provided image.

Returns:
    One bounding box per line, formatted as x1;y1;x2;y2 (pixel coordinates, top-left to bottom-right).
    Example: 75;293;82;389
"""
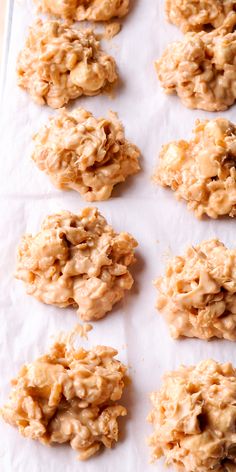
14;98;236;218
3;321;236;472
16;0;236;113
10;206;236;345
151;1;236;471
1;0;137;465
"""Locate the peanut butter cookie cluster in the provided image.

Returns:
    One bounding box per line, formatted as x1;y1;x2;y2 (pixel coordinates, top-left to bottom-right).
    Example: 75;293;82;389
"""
148;359;236;472
17;19;117;108
1;328;127;460
155;239;236;340
154;118;236;218
35;0;129;21
15;208;137;321
156;13;236;111
166;0;236;32
32;108;140;201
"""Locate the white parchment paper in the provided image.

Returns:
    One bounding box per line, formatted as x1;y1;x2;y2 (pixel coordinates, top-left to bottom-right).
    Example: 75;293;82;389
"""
1;1;236;470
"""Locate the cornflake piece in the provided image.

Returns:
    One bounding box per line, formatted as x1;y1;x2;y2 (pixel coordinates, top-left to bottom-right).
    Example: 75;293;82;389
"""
15;208;137;321
17;19;117;108
35;0;129;21
156;13;236;111
166;0;236;32
1;327;127;460
154;118;236;219
103;22;122;40
155;239;236;340
75;322;93;340
32;108;140;201
148;359;236;472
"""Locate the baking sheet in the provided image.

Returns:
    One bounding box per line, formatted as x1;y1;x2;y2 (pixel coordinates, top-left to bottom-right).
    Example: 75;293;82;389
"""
1;1;236;470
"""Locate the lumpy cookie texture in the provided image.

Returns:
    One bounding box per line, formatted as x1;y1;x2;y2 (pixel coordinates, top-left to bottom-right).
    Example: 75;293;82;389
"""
1;328;127;460
15;208;137;321
17;19;117;108
35;0;129;21
166;0;236;32
155;239;236;340
154;118;236;219
32;108;140;201
156;13;236;111
148;359;236;472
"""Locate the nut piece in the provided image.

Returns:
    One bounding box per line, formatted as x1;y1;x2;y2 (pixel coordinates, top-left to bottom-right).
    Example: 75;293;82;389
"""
1;327;127;461
32;108;140;201
155;239;236;340
156;13;236;111
17;19;117;108
147;359;236;472
166;0;236;32
154;118;236;219
15;208;137;321
35;0;129;21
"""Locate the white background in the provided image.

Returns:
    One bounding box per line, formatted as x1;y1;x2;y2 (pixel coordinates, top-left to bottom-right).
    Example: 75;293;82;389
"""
1;1;236;471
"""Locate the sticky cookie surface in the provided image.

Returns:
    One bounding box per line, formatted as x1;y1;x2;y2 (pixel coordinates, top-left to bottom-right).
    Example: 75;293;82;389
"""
155;239;236;340
148;359;236;471
15;208;137;321
1;328;127;460
154;118;236;218
35;0;129;21
32;108;140;201
156;13;236;111
17;19;117;108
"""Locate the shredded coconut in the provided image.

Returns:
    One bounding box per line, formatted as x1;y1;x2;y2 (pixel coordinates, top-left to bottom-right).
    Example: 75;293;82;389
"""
155;239;236;340
148;359;236;472
15;208;137;321
154;118;236;219
156;13;236;111
1;328;127;461
17;19;117;108
32;108;140;201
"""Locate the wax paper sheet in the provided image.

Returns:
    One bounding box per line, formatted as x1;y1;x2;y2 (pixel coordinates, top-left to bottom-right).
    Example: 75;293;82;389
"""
1;1;236;471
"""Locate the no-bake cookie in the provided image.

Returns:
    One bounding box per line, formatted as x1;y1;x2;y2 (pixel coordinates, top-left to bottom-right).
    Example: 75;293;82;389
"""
156;13;236;111
1;327;127;460
148;359;236;472
154;118;236;218
155;239;236;340
17;19;117;108
166;0;236;32
32;108;140;201
35;0;129;21
15;208;137;321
